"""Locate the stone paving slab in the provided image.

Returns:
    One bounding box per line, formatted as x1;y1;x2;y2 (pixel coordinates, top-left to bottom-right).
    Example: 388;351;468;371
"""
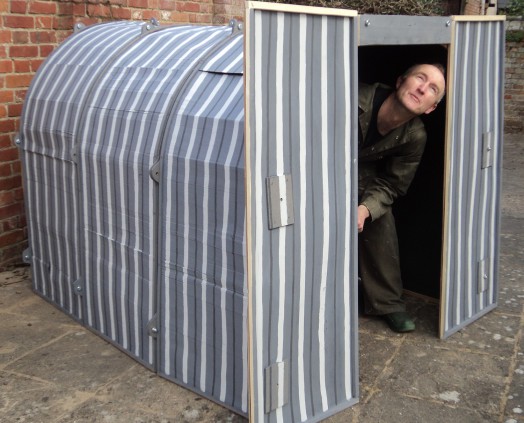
1;132;522;422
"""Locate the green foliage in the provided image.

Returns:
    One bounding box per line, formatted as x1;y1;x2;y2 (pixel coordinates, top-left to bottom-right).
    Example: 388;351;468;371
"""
267;0;445;15
505;0;524;16
506;30;524;42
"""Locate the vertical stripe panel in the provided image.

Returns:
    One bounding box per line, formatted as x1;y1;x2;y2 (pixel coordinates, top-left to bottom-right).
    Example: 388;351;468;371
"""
158;32;247;412
20;22;142;324
442;19;503;338
246;7;359;422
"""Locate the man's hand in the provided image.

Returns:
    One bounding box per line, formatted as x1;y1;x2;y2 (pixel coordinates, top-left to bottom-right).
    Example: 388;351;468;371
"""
357;204;370;233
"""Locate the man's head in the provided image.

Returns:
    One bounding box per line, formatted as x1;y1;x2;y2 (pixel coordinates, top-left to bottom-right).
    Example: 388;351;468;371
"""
395;63;446;116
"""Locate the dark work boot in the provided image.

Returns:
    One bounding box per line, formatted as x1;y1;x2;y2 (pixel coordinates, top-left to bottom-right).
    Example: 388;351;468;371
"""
381;311;415;333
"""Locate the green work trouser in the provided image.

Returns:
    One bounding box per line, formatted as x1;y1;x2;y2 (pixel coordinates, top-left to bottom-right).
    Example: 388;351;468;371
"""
358;208;406;315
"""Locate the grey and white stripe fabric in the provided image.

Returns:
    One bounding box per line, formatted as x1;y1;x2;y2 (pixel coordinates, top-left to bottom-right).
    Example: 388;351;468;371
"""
441;18;504;338
157;33;248;412
245;6;359;422
21;21;143;322
76;23;232;369
20;21;236;371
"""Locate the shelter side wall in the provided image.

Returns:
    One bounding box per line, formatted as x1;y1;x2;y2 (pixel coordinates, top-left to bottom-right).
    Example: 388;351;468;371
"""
441;19;505;338
245;6;359;422
157;65;247;413
20;21;143;321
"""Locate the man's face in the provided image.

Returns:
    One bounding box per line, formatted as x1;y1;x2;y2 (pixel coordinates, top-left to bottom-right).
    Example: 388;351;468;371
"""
395;64;446;116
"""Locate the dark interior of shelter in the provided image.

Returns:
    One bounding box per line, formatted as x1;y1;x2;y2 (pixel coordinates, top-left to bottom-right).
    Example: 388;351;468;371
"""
358;45;449;300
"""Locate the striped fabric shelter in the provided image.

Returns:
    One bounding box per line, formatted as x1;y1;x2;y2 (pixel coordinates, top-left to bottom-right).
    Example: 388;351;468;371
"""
19;2;505;422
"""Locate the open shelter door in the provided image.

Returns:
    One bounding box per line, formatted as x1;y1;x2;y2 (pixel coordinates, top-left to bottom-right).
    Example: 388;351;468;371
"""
244;2;360;421
440;16;505;339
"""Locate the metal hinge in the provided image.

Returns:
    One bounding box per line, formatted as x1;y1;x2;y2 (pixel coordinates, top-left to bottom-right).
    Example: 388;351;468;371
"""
73;22;86;33
229;19;243;35
266;174;294;230
142;18;160;34
482;132;494;169
22;247;32;264
147;314;159;338
477;259;490;294
264;361;289;413
149;161;161;183
14;132;22;148
72;278;84;295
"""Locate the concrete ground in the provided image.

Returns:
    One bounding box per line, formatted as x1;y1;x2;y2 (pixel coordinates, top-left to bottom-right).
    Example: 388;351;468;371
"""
1;132;523;423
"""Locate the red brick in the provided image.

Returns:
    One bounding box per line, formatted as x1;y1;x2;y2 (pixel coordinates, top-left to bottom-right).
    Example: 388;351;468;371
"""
129;0;147;8
12;161;21;174
4;16;35;29
6;74;33;89
58;2;74;15
0;134;13;148
0;229;26;249
19;214;26;228
0;90;14;104
87;4;112;17
0;190;15;205
36;16;54;29
112;8;132;19
0;147;20;162
10;45;39;57
10;1;27;13
14;60;31;73
3;217;21;233
0;60;13;73
0;106;6;119
0;164;11;177
30;30;57;43
142;10;158;19
12;30;29;44
0;0;7;12
39;44;55;57
29;1;58;15
15;89;27;103
0;200;22;221
8;103;23;117
53;16;74;30
160;0;177;10
148;0;160;8
0;119;16;133
171;12;189;22
194;13;212;24
0;30;12;44
13;187;24;202
31;59;44;72
72;4;86;15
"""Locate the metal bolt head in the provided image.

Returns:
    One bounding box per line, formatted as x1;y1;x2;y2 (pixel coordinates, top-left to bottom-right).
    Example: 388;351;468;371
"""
365;19;371;27
446;20;451;27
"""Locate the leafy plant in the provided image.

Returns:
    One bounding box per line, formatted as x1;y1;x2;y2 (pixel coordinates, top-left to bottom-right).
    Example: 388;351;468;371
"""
505;0;524;16
268;0;445;15
506;30;524;42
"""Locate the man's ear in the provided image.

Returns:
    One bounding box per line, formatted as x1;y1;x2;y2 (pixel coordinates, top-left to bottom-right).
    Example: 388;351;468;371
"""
396;76;403;89
424;103;438;115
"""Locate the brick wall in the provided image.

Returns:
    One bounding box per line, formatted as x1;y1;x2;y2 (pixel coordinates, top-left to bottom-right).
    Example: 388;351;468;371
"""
0;0;244;271
464;0;483;14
